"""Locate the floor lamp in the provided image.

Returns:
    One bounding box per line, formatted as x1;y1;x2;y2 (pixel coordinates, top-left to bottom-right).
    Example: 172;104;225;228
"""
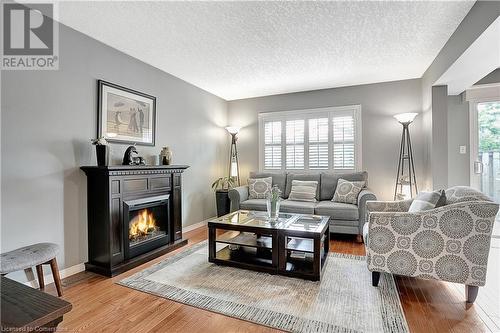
226;126;241;186
393;113;418;200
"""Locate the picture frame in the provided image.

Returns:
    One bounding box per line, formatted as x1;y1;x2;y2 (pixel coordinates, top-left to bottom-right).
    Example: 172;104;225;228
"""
97;80;156;146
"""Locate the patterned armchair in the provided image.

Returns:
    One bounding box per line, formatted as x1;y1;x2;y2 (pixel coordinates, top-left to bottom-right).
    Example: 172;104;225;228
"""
364;186;499;303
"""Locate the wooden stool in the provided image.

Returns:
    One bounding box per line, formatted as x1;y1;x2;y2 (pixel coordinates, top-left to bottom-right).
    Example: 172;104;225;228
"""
0;243;63;296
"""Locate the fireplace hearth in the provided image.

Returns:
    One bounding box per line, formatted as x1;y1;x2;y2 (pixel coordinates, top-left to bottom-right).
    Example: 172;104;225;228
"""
81;165;189;276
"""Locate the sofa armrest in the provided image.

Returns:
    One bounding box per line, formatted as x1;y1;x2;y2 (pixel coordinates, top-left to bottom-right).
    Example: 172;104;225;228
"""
357;189;377;234
366;201;499;286
366;199;413;214
228;186;249;212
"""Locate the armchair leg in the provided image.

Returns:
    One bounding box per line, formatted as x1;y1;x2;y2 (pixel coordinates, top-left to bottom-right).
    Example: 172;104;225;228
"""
372;271;380;287
466;285;479;304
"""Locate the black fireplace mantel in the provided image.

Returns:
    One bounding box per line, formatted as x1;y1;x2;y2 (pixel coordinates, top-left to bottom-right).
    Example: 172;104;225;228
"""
81;165;189;276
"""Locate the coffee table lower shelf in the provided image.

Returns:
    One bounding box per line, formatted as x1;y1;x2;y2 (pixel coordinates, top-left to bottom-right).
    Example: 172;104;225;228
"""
210;246;276;274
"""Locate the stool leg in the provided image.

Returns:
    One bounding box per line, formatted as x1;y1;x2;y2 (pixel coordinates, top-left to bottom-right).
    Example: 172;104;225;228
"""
49;258;63;297
36;265;45;291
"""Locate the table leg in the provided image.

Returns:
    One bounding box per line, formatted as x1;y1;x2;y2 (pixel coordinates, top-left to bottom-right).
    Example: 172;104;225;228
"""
313;236;321;280
208;226;216;262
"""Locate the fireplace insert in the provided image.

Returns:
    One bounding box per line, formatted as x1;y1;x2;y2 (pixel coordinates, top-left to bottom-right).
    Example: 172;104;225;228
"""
123;194;170;259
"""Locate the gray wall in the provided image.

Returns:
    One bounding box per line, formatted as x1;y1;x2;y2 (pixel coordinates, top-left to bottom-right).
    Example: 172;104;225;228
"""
431;86;449;189
421;1;500;190
228;79;423;201
447;95;470;187
1;22;228;280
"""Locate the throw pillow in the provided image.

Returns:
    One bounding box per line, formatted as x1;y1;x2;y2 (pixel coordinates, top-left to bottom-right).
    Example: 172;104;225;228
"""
288;180;318;202
332;178;365;204
248;177;272;199
408;190;443;212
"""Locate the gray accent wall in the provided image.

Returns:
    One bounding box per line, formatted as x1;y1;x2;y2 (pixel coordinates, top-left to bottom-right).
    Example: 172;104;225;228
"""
1;21;228;280
228;79;423;201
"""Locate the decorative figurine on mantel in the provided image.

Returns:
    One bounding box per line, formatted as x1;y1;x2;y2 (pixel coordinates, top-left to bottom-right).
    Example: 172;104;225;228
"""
159;146;173;165
122;145;146;166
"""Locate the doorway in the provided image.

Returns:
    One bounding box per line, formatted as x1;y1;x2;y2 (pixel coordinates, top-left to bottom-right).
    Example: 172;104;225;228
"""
470;99;500;236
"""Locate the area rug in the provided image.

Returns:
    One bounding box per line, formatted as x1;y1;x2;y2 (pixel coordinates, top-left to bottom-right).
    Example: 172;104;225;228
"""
118;241;409;333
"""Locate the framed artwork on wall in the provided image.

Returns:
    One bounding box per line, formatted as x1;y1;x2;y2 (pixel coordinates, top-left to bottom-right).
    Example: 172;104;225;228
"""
97;80;156;146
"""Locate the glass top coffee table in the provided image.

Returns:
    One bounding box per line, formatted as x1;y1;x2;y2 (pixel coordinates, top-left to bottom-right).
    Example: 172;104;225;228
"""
208;210;330;281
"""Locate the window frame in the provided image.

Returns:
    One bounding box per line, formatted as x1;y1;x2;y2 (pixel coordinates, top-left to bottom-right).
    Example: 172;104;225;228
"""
258;105;362;172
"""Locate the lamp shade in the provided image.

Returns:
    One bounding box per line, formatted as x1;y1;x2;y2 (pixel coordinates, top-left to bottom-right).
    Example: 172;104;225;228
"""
225;126;240;135
394;113;418;124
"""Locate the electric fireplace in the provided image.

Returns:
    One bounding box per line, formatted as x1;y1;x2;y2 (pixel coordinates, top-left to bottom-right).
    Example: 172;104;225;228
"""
81;165;189;277
123;195;170;259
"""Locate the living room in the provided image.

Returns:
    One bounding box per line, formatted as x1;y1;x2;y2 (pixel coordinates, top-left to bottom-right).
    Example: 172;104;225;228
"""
1;1;499;332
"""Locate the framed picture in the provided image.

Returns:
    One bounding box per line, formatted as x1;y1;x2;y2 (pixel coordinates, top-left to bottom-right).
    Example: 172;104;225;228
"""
97;80;156;146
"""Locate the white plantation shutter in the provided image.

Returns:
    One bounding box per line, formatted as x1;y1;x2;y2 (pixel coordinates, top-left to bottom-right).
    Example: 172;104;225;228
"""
308;118;329;169
332;115;355;170
286;120;305;169
264;121;282;169
259;106;360;171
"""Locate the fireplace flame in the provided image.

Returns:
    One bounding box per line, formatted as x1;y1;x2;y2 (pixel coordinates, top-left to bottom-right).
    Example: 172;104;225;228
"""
129;209;157;240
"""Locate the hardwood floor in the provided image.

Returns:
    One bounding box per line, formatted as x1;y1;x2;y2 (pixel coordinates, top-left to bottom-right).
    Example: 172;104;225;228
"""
39;226;498;333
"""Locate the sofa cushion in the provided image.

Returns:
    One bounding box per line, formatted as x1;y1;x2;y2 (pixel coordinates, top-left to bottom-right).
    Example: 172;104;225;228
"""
315;201;359;221
240;199;267;211
249;172;287;198
320;171;368;201
285;173;320;199
288;180;318;202
248;177;272;199
280;200;316;214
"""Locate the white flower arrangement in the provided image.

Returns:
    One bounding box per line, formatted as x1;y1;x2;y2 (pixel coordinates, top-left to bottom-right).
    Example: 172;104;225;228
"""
91;137;108;145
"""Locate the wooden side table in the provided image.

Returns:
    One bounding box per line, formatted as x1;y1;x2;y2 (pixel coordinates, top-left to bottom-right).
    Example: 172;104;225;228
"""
1;276;72;331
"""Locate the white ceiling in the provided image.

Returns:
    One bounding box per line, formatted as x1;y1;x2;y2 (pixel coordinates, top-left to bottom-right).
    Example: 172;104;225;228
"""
57;1;475;100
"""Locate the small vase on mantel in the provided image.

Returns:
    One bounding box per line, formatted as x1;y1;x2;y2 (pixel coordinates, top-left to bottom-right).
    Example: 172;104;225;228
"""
91;137;109;166
266;185;282;221
159;146;173;165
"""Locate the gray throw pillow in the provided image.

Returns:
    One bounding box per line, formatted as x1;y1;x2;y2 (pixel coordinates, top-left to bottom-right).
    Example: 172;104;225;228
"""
332;178;365;204
288;180;318;202
248;177;272;199
408;190;443;212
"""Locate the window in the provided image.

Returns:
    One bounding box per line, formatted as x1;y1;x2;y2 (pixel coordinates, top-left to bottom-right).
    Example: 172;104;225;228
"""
259;106;361;172
264;121;282;169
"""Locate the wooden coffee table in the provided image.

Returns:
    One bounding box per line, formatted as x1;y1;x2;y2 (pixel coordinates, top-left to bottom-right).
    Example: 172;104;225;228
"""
208;210;329;281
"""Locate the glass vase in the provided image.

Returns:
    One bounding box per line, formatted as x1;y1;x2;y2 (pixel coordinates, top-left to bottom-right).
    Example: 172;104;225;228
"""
266;198;280;221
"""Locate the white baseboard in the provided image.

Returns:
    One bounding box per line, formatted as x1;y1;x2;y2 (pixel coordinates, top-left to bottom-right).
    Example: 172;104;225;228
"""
22;218;214;288
24;262;86;287
183;218;212;232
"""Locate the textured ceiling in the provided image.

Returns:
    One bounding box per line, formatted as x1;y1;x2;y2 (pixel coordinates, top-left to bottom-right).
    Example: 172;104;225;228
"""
57;1;475;100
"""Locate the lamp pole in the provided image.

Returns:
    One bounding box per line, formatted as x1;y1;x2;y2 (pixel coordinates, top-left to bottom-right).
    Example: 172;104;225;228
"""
393;113;418;200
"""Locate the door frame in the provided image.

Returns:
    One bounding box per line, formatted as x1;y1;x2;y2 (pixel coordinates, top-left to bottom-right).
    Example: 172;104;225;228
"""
467;83;500;190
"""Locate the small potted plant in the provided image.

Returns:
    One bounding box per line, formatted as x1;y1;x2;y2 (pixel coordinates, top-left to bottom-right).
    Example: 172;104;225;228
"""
211;177;236;217
91;137;108;166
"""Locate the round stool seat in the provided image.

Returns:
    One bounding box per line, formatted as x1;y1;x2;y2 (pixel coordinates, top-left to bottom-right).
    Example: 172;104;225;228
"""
0;243;59;274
